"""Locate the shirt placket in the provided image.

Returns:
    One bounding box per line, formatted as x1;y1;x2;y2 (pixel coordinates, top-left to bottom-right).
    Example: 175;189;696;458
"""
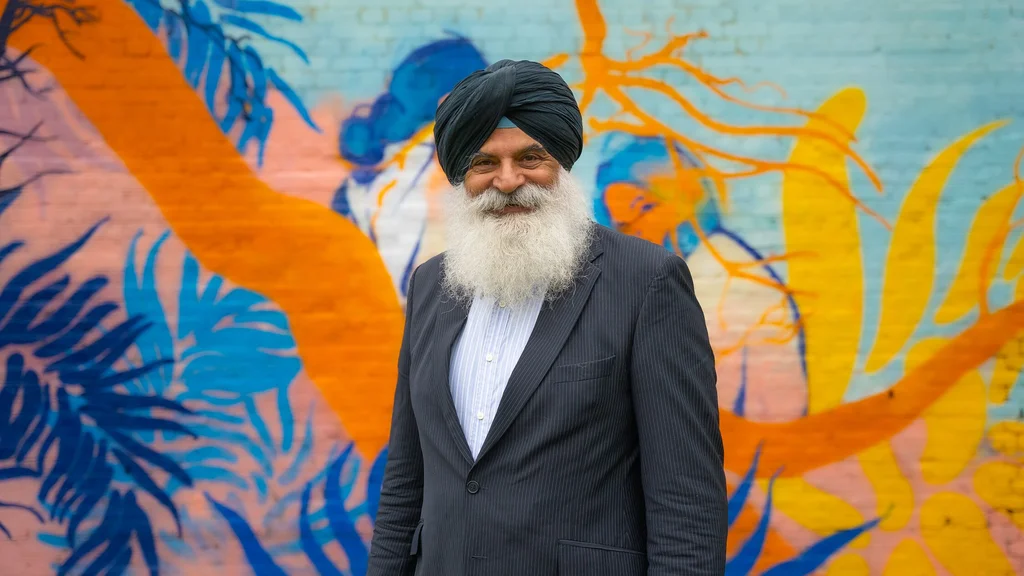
472;303;500;455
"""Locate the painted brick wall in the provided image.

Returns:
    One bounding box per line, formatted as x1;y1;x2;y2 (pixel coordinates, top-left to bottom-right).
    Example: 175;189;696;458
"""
0;0;1022;574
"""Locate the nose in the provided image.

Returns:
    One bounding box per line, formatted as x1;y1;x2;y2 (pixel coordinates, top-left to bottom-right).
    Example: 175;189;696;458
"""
491;161;525;194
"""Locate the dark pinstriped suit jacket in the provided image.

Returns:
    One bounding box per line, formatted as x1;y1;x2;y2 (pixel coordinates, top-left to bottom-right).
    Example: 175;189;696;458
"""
367;223;728;576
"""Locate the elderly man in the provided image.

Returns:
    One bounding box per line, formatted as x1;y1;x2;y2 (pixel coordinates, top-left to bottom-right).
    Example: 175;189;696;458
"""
366;59;728;576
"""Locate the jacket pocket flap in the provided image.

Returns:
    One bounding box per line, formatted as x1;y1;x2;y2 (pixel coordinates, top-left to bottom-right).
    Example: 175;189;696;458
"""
557;540;646;576
550;355;615;382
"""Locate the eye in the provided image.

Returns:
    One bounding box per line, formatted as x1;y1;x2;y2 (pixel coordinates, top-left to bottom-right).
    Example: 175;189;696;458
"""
521;154;541;163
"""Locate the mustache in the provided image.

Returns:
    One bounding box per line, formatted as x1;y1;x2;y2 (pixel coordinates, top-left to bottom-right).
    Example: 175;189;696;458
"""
468;185;552;212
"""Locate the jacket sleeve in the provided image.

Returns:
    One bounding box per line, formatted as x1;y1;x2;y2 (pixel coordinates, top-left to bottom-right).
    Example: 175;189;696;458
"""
630;253;729;575
366;267;424;576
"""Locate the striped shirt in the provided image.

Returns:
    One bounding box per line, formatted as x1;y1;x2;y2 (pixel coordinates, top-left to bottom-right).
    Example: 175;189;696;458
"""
449;293;544;459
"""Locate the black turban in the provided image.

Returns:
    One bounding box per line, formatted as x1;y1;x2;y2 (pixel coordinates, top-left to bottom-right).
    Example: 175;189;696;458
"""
433;59;583;185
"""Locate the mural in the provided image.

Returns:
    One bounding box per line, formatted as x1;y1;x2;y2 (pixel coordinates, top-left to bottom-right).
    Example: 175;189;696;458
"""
0;0;1022;574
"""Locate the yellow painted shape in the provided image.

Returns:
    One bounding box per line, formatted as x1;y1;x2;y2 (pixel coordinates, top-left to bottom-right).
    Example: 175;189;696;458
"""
920;492;1015;575
857;441;914;530
907;338;987;484
865;120;1009;372
762;477;868;547
1002;232;1024;280
882;539;936;576
990;280;1024;403
936;183;1021;323
825;553;870;576
781;87;865;413
987;420;1024;457
973;460;1024;530
8;1;406;458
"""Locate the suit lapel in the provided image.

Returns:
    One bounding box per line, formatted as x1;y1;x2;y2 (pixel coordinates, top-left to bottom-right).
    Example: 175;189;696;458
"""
431;296;475;464
474;230;605;464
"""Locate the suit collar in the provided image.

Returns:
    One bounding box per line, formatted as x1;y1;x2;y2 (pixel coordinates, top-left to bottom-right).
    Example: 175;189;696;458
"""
431;224;604;466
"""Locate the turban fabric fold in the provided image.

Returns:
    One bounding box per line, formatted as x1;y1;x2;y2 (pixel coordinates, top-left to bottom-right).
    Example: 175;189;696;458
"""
433;59;584;185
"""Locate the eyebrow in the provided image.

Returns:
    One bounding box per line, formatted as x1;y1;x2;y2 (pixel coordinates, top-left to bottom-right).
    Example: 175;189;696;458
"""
470;144;550;163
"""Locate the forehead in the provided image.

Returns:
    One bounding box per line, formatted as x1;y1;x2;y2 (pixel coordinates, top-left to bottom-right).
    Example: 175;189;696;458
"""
476;127;544;156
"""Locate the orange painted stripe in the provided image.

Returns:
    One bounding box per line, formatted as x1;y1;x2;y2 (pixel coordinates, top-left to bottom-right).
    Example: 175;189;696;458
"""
721;298;1024;477
8;1;404;459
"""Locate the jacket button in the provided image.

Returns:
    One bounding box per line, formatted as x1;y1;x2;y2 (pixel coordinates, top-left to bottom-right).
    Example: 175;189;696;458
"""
466;480;480;494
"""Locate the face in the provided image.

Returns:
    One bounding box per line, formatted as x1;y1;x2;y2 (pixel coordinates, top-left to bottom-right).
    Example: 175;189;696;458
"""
462;127;560;214
441;129;594;306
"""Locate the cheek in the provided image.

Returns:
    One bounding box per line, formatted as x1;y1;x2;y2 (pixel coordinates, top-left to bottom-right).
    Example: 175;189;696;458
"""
463;173;489;195
526;165;558;187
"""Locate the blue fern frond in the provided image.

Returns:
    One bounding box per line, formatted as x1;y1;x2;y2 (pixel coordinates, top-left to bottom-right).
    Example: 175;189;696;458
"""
727;441;763;528
323;443;368;575
124;0;319;164
725;470;782;576
206;493;288;576
1;219;196;575
760;517;882;576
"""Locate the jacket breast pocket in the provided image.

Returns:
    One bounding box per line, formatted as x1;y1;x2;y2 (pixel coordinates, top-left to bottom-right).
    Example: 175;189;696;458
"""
549;355;615;383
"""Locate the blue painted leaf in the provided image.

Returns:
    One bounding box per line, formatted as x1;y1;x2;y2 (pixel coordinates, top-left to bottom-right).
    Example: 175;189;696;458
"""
725;471;780;576
58;491;124;576
0;354;43;459
761;517;882;576
122;491;159;576
50;433;95;520
728;442;762;527
280;408;315;484
183;466;249;490
38;391;83;504
164;9;184;61
56;439;107;523
67;457;112;546
84;406;195;439
82;391;193;414
205;493;288;576
266;68;320;132
0;218;106;327
0;189;21;217
123;230;176;395
212;0;303;21
324;444;367;575
45;316;149;380
0;275;69;346
182;0;214;86
111;447;184;535
107;429;191;485
204;43;227;115
34;302;118;359
27;277;108;340
218;14;309;62
300;482;344;576
16;383;50;463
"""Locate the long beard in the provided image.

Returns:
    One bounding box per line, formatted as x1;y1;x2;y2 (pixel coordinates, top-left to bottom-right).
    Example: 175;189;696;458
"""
441;169;595;306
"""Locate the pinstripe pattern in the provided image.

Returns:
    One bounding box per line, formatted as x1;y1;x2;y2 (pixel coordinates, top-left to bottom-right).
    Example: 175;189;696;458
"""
449;294;544;459
367;222;729;576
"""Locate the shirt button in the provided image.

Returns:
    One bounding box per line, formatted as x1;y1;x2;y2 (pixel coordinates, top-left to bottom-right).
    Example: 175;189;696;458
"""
476;411;485;420
485;353;494;362
466;480;480;494
499;301;506;308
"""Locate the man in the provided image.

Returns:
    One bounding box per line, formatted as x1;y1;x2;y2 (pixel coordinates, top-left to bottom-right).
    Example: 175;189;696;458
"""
366;59;728;576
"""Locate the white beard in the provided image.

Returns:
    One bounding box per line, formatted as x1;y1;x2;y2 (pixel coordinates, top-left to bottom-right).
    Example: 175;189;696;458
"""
441;168;595;306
